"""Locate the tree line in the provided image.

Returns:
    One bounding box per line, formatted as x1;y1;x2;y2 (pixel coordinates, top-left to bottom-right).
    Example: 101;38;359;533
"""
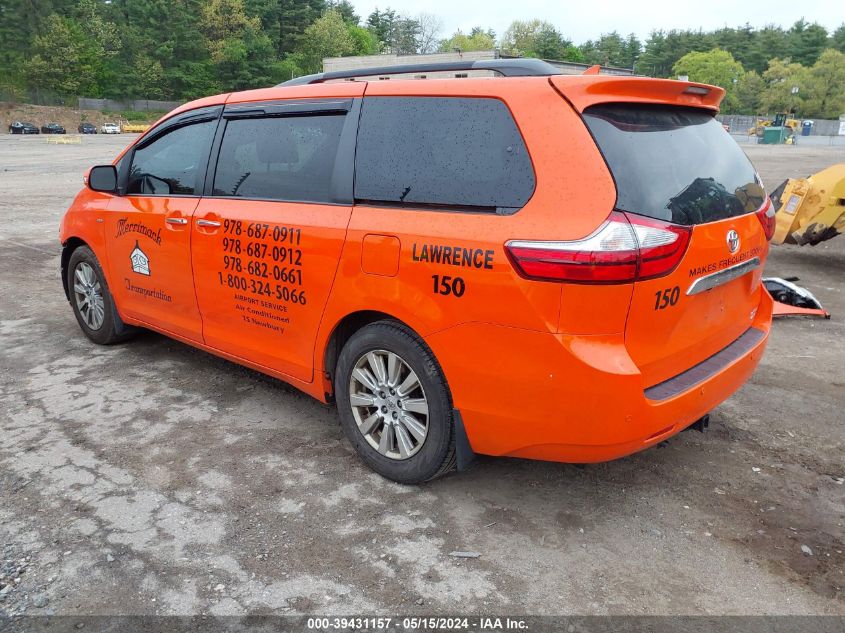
0;0;843;117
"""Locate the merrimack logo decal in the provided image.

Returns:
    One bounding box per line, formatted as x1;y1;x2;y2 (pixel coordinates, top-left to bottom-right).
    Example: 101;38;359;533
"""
130;240;151;276
115;218;162;245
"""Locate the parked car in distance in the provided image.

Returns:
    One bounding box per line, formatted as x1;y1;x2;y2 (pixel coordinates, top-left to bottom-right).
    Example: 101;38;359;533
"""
41;123;66;134
78;122;97;134
9;121;39;134
59;59;776;484
100;123;121;134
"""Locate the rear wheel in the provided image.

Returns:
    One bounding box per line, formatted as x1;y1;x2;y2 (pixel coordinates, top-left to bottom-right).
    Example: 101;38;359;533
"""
335;321;456;484
67;246;135;345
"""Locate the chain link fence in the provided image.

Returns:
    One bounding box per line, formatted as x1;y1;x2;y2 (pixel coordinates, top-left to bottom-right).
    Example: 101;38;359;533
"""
77;98;182;112
717;114;845;146
0;86;73;107
0;86;181;113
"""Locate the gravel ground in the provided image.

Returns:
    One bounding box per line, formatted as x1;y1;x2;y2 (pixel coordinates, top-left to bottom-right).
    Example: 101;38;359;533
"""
0;135;843;618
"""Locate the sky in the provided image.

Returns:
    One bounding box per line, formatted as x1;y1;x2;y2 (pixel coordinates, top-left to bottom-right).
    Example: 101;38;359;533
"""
350;0;844;44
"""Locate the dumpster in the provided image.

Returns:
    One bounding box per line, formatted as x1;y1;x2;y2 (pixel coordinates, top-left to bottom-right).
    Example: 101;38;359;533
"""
761;126;789;144
802;120;813;136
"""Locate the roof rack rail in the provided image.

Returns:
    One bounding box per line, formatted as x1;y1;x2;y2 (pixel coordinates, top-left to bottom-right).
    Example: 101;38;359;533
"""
278;58;562;86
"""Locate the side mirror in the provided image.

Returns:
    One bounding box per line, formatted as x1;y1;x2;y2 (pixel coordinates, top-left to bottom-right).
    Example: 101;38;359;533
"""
88;165;118;193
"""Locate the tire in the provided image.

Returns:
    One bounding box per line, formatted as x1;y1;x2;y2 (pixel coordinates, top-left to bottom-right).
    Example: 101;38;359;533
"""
67;246;135;345
335;320;456;484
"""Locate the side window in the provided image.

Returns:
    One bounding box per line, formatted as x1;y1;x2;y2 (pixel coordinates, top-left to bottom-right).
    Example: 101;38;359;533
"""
127;120;216;195
212;114;345;203
354;97;535;212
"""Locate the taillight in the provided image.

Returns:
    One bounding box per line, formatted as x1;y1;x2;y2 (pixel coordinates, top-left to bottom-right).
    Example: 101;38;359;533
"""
505;212;691;284
631;214;693;280
755;197;775;241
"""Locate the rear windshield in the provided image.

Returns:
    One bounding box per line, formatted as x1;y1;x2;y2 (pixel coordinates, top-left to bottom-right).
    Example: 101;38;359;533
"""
584;104;765;225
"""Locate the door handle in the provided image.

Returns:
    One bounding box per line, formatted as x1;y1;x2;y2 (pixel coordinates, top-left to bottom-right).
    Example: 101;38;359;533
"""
196;219;221;228
165;217;188;225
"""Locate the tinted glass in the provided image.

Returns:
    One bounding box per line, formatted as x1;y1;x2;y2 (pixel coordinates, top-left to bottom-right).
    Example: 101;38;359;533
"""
213;115;345;202
127;120;216;195
355;97;534;212
584;104;765;225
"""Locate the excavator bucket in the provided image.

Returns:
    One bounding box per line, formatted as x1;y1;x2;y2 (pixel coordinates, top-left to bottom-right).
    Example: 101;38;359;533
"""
771;164;845;246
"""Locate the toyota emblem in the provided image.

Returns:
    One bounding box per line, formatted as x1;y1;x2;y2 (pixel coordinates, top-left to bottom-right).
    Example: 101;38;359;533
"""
726;229;740;254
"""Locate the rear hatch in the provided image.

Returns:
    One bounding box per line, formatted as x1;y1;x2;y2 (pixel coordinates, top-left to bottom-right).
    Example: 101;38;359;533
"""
583;103;771;387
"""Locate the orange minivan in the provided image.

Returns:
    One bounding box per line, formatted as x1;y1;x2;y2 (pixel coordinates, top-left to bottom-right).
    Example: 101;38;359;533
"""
60;59;774;483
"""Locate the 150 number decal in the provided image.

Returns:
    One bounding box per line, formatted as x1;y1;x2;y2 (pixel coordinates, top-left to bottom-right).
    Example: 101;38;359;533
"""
654;286;680;310
432;275;465;297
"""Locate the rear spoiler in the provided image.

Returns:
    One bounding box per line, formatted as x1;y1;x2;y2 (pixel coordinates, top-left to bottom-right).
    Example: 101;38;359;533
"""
551;76;725;113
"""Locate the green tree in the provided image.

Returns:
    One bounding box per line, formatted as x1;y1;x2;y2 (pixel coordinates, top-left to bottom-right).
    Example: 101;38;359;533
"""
73;0;121;95
0;0;73;70
500;19;544;55
533;23;571;59
326;0;358;24
622;34;642;68
787;19;828;66
247;0;325;57
639;28;715;77
391;16;421;54
760;58;807;114
25;14;99;98
744;25;788;74
832;25;845;52
103;0;216;99
364;8;421;54
292;9;356;73
155;0;218;99
201;0;276;90
471;27;496;40
366;8;396;51
673;48;745;111
5;6;845;108
801;49;845;118
347;24;379;55
735;71;764;113
439;28;495;53
500;19;579;60
74;0;121;55
132;53;165;99
580;31;639;67
637;30;669;76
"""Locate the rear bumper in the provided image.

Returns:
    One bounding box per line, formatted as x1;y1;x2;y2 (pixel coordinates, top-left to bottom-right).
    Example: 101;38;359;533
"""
426;290;772;463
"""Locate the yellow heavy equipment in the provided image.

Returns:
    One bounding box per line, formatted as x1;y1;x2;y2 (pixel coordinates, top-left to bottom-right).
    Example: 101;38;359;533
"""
748;113;800;137
121;123;151;133
771;164;845;246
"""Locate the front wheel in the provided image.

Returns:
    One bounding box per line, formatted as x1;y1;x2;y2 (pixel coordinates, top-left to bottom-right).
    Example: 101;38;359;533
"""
67;246;136;345
335;321;456;484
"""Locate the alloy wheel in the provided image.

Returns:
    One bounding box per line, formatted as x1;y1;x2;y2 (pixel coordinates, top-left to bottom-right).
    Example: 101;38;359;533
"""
348;349;430;460
73;262;105;330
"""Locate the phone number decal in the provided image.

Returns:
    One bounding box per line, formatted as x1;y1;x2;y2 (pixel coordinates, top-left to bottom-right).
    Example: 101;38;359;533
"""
218;219;307;333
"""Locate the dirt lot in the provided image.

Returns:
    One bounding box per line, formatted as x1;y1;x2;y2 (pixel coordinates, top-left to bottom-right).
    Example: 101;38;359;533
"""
1;102;159;134
0;135;843;618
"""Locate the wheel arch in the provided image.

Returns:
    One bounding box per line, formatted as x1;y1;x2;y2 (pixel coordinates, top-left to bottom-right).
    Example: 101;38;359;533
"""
322;310;418;397
61;237;90;300
322;309;476;473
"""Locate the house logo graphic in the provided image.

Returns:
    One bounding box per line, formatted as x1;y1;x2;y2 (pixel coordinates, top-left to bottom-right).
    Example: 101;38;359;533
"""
130;240;151;276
